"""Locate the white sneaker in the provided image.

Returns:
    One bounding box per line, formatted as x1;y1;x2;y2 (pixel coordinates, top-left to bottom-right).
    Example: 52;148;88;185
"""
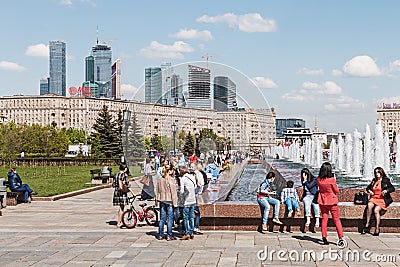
272;218;283;225
287;210;293;217
296;210;301;216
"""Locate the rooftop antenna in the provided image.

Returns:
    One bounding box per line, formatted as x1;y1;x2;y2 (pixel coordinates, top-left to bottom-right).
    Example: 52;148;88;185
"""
96;25;99;44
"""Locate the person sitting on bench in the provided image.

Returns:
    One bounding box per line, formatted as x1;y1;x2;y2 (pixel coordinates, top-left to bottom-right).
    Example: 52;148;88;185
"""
7;168;37;203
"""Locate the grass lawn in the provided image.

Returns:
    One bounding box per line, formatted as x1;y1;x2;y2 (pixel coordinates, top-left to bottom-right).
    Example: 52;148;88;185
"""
1;165;141;197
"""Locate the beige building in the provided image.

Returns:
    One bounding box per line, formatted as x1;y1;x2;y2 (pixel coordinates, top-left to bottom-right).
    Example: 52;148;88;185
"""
377;103;400;142
0;95;276;150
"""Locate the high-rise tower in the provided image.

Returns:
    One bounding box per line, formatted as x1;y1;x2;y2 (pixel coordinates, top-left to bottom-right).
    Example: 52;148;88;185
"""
85;55;95;83
39;77;50;95
187;65;211;109
49;40;66;96
111;59;121;99
145;67;162;104
91;43;112;98
214;76;236;111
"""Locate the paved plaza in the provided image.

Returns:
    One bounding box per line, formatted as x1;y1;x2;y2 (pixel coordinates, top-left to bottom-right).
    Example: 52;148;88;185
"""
1;181;400;267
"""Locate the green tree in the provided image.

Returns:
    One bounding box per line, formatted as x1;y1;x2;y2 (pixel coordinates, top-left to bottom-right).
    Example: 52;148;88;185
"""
150;134;163;152
128;112;145;158
63;128;87;144
183;132;195;155
90;105;121;158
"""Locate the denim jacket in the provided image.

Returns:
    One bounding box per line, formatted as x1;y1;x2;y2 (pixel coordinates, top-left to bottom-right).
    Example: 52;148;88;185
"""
7;171;22;191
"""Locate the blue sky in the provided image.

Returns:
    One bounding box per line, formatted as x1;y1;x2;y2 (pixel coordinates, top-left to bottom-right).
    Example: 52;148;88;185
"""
1;0;400;134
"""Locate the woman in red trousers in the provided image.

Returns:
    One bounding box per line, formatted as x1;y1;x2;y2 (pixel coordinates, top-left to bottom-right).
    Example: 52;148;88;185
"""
317;162;345;245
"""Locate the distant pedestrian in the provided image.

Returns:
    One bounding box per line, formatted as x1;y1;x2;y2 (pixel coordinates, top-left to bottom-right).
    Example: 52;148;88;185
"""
179;167;197;240
141;158;155;200
317;162;344;245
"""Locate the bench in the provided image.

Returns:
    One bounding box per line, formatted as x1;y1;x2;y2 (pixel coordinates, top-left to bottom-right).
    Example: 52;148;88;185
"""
90;169;111;184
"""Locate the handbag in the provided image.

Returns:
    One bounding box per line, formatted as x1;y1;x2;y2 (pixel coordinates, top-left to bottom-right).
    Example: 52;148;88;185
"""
353;192;369;205
139;175;151;187
312;192;319;204
118;180;130;193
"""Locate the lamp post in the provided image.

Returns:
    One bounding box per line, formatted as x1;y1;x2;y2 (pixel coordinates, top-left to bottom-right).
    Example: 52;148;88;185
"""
122;109;131;165
172;123;177;155
195;132;200;156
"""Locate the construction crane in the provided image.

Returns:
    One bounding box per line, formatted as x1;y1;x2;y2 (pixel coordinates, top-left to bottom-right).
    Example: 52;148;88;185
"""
201;53;220;69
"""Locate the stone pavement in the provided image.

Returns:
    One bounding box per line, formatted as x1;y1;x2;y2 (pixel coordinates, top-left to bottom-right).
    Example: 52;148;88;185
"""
0;181;400;266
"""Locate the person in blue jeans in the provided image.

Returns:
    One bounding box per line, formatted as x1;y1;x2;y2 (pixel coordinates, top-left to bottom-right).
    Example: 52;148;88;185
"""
155;166;178;241
257;171;282;231
281;180;301;217
179;167;197;240
300;168;320;228
7;168;37;203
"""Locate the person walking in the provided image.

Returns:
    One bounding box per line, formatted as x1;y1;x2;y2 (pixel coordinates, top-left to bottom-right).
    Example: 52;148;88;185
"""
300;168;320;229
257;171;283;232
316;162;344;245
112;164;130;228
362;167;395;236
156;165;178;241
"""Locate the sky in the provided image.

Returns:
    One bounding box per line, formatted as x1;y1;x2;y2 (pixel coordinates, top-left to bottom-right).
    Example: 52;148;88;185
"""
1;0;400;134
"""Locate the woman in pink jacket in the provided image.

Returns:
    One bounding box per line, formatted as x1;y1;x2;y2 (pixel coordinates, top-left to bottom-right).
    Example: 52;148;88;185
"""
317;162;345;245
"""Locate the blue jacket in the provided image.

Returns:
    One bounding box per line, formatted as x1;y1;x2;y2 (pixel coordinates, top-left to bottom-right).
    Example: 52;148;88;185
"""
301;178;319;199
7;171;22;191
205;163;219;179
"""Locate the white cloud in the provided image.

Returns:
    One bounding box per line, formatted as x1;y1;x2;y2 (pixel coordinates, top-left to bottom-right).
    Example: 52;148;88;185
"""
332;69;343;76
169;29;213;41
59;0;72;5
121;84;140;99
251;77;277;89
297;68;324;75
0;61;27;72
139;41;194;59
323;81;342;94
281;93;308;102
343;55;381;77
25;43;49;57
388;60;400;73
197;13;277;33
302;82;320;90
324;95;365;112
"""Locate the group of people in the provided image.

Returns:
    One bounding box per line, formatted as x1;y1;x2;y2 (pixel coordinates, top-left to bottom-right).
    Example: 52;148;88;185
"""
257;162;395;245
113;155;222;241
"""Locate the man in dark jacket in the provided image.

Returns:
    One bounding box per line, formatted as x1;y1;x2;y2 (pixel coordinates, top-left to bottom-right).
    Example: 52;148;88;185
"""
7;168;37;203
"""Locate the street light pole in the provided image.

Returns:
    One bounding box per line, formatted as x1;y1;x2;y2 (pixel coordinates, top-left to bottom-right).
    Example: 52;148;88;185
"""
172;123;177;156
122;109;132;165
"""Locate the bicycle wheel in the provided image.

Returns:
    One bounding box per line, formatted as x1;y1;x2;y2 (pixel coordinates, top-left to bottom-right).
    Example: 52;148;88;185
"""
122;210;137;229
145;207;158;226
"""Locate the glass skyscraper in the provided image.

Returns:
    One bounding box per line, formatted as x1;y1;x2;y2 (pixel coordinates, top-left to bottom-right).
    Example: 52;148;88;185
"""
91;43;112;98
39;77;50;95
187;65;211;109
145;67;162;104
49;40;66;96
214;76;236;111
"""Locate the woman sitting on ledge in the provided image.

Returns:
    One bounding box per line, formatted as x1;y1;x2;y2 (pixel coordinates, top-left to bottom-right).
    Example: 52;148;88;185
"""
362;167;395;236
257;171;283;232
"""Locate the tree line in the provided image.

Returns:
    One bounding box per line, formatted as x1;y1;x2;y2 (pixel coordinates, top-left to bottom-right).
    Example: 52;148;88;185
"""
0;105;231;162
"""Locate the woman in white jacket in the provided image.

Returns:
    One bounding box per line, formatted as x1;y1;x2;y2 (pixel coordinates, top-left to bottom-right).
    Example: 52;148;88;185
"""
179;166;197;240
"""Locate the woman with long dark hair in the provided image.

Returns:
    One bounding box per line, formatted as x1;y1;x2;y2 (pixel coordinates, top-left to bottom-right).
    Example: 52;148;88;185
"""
300;168;320;229
362;167;395;236
316;162;344;245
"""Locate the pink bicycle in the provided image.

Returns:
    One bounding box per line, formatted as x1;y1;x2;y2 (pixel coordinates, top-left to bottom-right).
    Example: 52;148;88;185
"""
122;194;158;229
